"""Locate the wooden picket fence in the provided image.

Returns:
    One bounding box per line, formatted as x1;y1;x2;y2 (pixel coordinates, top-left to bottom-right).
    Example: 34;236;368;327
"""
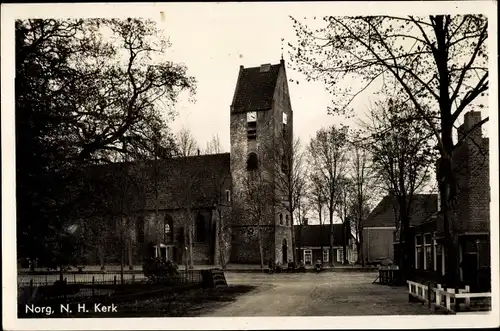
407;280;491;314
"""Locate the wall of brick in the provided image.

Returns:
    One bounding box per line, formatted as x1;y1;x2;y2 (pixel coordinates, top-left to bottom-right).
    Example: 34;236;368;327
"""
450;111;490;233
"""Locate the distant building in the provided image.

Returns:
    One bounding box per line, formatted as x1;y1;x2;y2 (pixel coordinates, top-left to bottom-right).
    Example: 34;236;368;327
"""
363;195;438;263
294;220;357;266
73;60;294;268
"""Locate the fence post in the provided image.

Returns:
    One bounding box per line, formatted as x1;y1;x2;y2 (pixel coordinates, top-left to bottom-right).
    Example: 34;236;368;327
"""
45;274;48;286
464;285;470;309
132;274;135;283
114;275;117;285
74;273;76;284
29;279;33;297
435;284;442;309
446;288;453;312
92;276;95;297
427;281;432;308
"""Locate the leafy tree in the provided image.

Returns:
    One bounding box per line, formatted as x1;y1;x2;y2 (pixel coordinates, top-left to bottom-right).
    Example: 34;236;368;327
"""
16;18;195;267
290;14;488;285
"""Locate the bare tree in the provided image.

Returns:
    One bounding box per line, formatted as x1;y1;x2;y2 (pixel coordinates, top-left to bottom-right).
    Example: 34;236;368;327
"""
344;129;378;266
270;137;308;263
176;127;200;157
205;134;224;154
364;99;435;278
308;125;349;265
243;169;270;269
290;14;488;285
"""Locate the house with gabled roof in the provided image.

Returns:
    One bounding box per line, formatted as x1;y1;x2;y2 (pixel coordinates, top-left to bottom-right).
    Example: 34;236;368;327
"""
362;194;438;264
294;221;357;266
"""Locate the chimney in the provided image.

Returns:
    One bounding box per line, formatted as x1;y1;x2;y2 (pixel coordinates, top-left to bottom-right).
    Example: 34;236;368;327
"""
197;149;200;156
260;63;271;73
458;111;483;142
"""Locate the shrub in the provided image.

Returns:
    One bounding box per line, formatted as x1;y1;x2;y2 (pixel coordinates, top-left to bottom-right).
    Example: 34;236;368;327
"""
142;258;180;284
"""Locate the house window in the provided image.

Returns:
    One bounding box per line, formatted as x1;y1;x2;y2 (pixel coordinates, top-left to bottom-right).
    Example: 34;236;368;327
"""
323;249;329;263
247;152;258;171
285;214;289;226
196;214;206;242
164;215;173;243
304;249;312;264
415;235;423;269
424;233;432;271
433;236;438;271
337;249;343;262
226;189;231;202
279;213;283;225
136;216;145;243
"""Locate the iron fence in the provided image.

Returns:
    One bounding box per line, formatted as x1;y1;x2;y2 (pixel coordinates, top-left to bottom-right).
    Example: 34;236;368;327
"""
18;269;202;287
18;270;204;309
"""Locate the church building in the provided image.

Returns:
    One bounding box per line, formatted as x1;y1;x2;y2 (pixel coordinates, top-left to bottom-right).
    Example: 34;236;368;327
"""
80;59;294;267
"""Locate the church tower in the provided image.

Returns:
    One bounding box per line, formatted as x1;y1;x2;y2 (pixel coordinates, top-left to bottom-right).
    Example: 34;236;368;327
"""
229;59;294;264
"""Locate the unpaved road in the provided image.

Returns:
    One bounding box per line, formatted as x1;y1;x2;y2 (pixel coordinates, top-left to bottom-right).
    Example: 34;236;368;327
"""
202;271;432;316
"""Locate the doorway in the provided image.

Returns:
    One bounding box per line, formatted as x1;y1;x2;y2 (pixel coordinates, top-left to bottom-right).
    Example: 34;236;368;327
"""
304;249;312;265
282;239;288;264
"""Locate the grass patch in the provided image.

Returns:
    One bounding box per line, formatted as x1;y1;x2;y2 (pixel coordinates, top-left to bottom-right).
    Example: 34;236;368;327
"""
87;285;256;317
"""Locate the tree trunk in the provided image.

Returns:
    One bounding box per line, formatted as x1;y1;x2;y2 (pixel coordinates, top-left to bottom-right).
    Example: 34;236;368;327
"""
441;158;458;287
99;242;105;270
359;220;365;267
329;207;334;266
290;209;296;263
188;224;193;269
217;209;227;269
127;237;133;270
257;225;264;269
120;234;124;285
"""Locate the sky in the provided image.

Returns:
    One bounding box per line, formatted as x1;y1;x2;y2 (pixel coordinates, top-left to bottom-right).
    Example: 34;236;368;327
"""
149;3;491;155
156;4;365;153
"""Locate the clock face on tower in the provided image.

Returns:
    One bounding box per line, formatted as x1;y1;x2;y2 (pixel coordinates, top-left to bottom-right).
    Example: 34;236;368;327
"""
247;111;257;122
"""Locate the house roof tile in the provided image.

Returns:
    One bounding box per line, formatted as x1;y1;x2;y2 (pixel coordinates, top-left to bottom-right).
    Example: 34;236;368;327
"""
294;224;348;247
364;194;438;228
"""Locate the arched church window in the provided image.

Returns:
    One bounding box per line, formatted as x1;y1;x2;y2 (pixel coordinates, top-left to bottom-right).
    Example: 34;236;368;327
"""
164;214;173;243
279;213;283;225
196;214;206;242
247;152;258;171
285;214;289;226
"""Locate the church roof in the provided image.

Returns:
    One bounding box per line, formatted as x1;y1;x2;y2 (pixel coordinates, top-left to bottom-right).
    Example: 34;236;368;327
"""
84;153;231;213
231;61;283;113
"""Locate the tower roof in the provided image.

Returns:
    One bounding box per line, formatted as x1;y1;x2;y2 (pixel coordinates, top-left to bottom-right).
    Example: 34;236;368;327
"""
231;61;284;113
